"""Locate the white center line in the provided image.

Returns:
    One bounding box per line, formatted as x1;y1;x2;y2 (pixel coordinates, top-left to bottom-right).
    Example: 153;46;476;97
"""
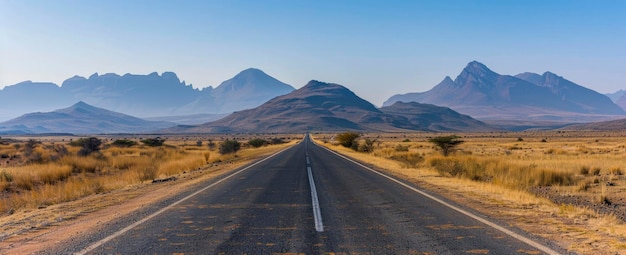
307;166;324;232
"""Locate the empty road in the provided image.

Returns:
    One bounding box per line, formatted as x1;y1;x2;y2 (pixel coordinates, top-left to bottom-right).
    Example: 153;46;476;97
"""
65;135;559;254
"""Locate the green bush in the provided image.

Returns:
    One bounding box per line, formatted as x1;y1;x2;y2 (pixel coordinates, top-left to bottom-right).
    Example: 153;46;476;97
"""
336;132;360;148
71;137;102;156
112;139;138;147
141;138;165;147
248;138;268;148
220;139;241;154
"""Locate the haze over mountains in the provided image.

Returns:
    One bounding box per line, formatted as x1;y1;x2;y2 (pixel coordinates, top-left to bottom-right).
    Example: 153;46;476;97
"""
3;61;626;134
164;80;495;133
0;68;294;122
0;102;174;134
384;61;625;123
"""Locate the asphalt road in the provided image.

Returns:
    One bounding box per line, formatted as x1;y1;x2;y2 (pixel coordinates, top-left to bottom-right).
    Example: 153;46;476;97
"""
68;135;560;254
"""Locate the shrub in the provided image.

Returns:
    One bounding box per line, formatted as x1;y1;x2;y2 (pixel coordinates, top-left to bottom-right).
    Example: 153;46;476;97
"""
395;144;409;152
609;166;623;175
141;138;165;147
358;138;376;153
591;167;601;176
335;132;360;148
580;166;590;175
270;138;285;144
389;152;423;168
207;140;216;150
248;138;267;148
112;139;137;147
219;139;240;154
72;137;102;156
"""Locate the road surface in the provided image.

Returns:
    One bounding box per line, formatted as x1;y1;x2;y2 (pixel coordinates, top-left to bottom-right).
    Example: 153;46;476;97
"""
61;135;559;254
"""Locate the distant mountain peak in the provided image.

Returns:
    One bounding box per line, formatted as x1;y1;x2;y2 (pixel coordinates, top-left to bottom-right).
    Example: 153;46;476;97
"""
461;61;498;78
384;61;625;122
73;101;90;107
302;80;336;89
214;68;294;94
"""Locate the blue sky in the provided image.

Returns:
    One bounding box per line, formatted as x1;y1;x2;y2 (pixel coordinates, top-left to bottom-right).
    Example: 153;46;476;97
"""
1;0;625;105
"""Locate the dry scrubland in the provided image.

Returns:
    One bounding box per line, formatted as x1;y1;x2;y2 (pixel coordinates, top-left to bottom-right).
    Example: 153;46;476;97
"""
0;135;297;215
314;131;626;254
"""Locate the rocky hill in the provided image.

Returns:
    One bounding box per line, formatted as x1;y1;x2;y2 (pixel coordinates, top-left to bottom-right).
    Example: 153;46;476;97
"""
163;80;495;133
384;61;624;122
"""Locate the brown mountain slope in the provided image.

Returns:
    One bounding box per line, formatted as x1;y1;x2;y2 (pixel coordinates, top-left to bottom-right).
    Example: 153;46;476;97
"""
163;80;495;133
560;118;626;131
380;102;497;132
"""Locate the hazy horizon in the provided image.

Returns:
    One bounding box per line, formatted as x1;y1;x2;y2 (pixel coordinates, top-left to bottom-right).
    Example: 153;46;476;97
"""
2;0;625;105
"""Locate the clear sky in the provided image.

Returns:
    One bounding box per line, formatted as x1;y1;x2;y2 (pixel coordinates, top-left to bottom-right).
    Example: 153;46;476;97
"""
1;0;625;106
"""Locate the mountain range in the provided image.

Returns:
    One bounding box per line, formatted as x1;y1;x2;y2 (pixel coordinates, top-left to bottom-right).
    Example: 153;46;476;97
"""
163;80;495;133
0;68;294;122
384;61;625;123
3;62;626;134
0;102;174;134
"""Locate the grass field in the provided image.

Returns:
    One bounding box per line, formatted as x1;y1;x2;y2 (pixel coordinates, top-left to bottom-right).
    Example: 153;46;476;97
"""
314;131;626;254
0;135;298;215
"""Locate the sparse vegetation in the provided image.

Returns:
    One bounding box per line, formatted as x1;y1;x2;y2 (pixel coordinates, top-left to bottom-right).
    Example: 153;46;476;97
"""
428;135;464;156
0;135;294;215
335;132;360;148
112;139;137;147
140;138;165;147
313;132;626;254
248;138;268;148
71;137;102;156
219;139;241;154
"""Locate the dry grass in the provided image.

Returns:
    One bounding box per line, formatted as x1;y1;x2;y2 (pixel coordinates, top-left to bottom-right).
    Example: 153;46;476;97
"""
0;135;299;215
313;132;626;254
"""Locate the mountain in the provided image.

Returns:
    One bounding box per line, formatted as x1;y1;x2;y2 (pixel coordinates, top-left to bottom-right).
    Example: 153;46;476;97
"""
605;90;626;103
163;80;495;133
0;102;175;134
0;81;74;121
383;61;625;122
144;113;229;125
379;102;495;132
0;69;295;121
560;117;626;131
211;68;296;112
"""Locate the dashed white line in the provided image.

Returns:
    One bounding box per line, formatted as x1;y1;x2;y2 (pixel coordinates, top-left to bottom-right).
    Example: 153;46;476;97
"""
307;166;324;232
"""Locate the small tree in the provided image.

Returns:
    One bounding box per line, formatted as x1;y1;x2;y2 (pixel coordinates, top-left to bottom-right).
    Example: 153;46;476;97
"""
335;132;360;148
428;135;464;156
75;137;102;156
219;139;240;154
